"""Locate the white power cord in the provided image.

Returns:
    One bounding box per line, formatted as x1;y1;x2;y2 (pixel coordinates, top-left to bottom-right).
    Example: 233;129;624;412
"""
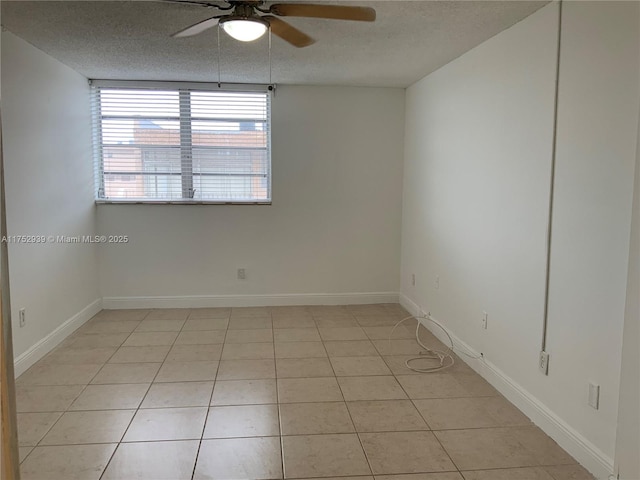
389;313;483;373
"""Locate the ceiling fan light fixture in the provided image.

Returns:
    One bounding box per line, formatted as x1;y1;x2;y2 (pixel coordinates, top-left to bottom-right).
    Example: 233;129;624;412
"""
221;17;268;42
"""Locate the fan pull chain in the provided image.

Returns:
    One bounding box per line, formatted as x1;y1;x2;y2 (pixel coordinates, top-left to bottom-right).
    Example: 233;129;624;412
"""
217;24;222;87
268;28;272;85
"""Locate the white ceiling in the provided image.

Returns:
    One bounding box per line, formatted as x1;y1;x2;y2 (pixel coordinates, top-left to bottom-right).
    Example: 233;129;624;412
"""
1;0;547;87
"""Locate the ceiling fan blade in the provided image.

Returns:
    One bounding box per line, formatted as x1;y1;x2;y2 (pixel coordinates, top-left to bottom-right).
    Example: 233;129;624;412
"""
264;16;315;48
172;15;224;37
269;4;376;21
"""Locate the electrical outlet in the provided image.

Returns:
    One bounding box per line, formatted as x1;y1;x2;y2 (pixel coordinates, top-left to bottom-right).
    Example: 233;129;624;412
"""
539;351;549;375
588;382;600;410
481;311;488;330
19;308;26;328
435;276;440;289
237;268;246;280
411;274;415;287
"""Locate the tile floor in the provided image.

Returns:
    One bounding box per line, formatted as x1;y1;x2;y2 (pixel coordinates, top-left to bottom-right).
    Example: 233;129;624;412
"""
15;304;595;480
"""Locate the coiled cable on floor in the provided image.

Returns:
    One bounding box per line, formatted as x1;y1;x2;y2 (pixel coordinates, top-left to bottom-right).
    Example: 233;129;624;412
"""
389;313;484;373
389;314;455;373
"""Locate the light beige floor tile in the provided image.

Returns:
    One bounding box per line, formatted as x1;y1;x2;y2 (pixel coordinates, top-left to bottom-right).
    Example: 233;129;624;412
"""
434;428;538;470
360;431;456;475
337;376;407;401
19;446;33;463
275;341;327;358
276;358;334;378
123;407;207;441
288;477;373;480
79;320;141;334
279;402;354;435
278;377;344;403
165;344;223;362
175;330;226;345
211;379;277;406
94;309;150;322
372;339;427;356
348;305;390;316
16;363;102;386
273;316;316;329
414;397;494;430
18;363;102;386
108;345;171;363
355;315;403;327
183;317;229;330
543;465;595;479
382;304;411;316
395;374;469;399
135;319;186;332
43;347;116;365
204;404;279;438
63;333;130;348
154;361;218;382
221;342;274;360
445;358;476;375
271;306;311;315
40;410;135;445
319;327;368;341
347;400;428;432
414;397;531;430
375;473;463;480
231;306;272;317
122;332;178;347
282;434;371;478
16;385;84;413
145;309;190;321
362;325;415;340
225;329;274;344
331;356;392;376
308;305;351;316
217;359;276;380
453;373;499;397
91;363;161;384
17;412;63;446
274;328;321;342
461;467;554;480
228;316;273;330
189;307;231;319
194;437;282;480
141;381;214;408
324;340;379;357
20;444;117;480
314;315;360;328
69;384;149;410
101;440;199;480
510;426;576;466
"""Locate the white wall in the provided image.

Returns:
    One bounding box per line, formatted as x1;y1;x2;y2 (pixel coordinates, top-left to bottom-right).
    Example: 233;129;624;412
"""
97;86;405;306
545;0;639;468
400;1;639;477
615;100;640;479
1;32;101;363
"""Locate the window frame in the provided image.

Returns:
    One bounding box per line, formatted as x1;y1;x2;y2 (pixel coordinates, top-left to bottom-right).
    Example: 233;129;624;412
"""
91;80;273;205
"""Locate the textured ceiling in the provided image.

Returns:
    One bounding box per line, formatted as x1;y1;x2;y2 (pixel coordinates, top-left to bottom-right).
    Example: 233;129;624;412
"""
1;0;547;87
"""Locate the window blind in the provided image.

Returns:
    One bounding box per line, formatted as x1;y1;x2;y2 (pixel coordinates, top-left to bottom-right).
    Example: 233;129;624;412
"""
91;82;271;203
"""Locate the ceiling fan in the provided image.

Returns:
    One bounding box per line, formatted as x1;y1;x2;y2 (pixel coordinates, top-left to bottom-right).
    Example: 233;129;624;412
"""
167;0;376;47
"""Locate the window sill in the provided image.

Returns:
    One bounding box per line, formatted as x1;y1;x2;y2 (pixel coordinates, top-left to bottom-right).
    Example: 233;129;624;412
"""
95;200;272;206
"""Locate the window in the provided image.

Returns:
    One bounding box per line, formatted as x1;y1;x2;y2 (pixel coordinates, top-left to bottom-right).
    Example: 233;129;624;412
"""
91;81;271;203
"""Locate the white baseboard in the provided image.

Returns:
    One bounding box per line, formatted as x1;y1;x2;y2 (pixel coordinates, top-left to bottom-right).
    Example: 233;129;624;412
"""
399;293;614;480
102;292;399;309
14;298;103;377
